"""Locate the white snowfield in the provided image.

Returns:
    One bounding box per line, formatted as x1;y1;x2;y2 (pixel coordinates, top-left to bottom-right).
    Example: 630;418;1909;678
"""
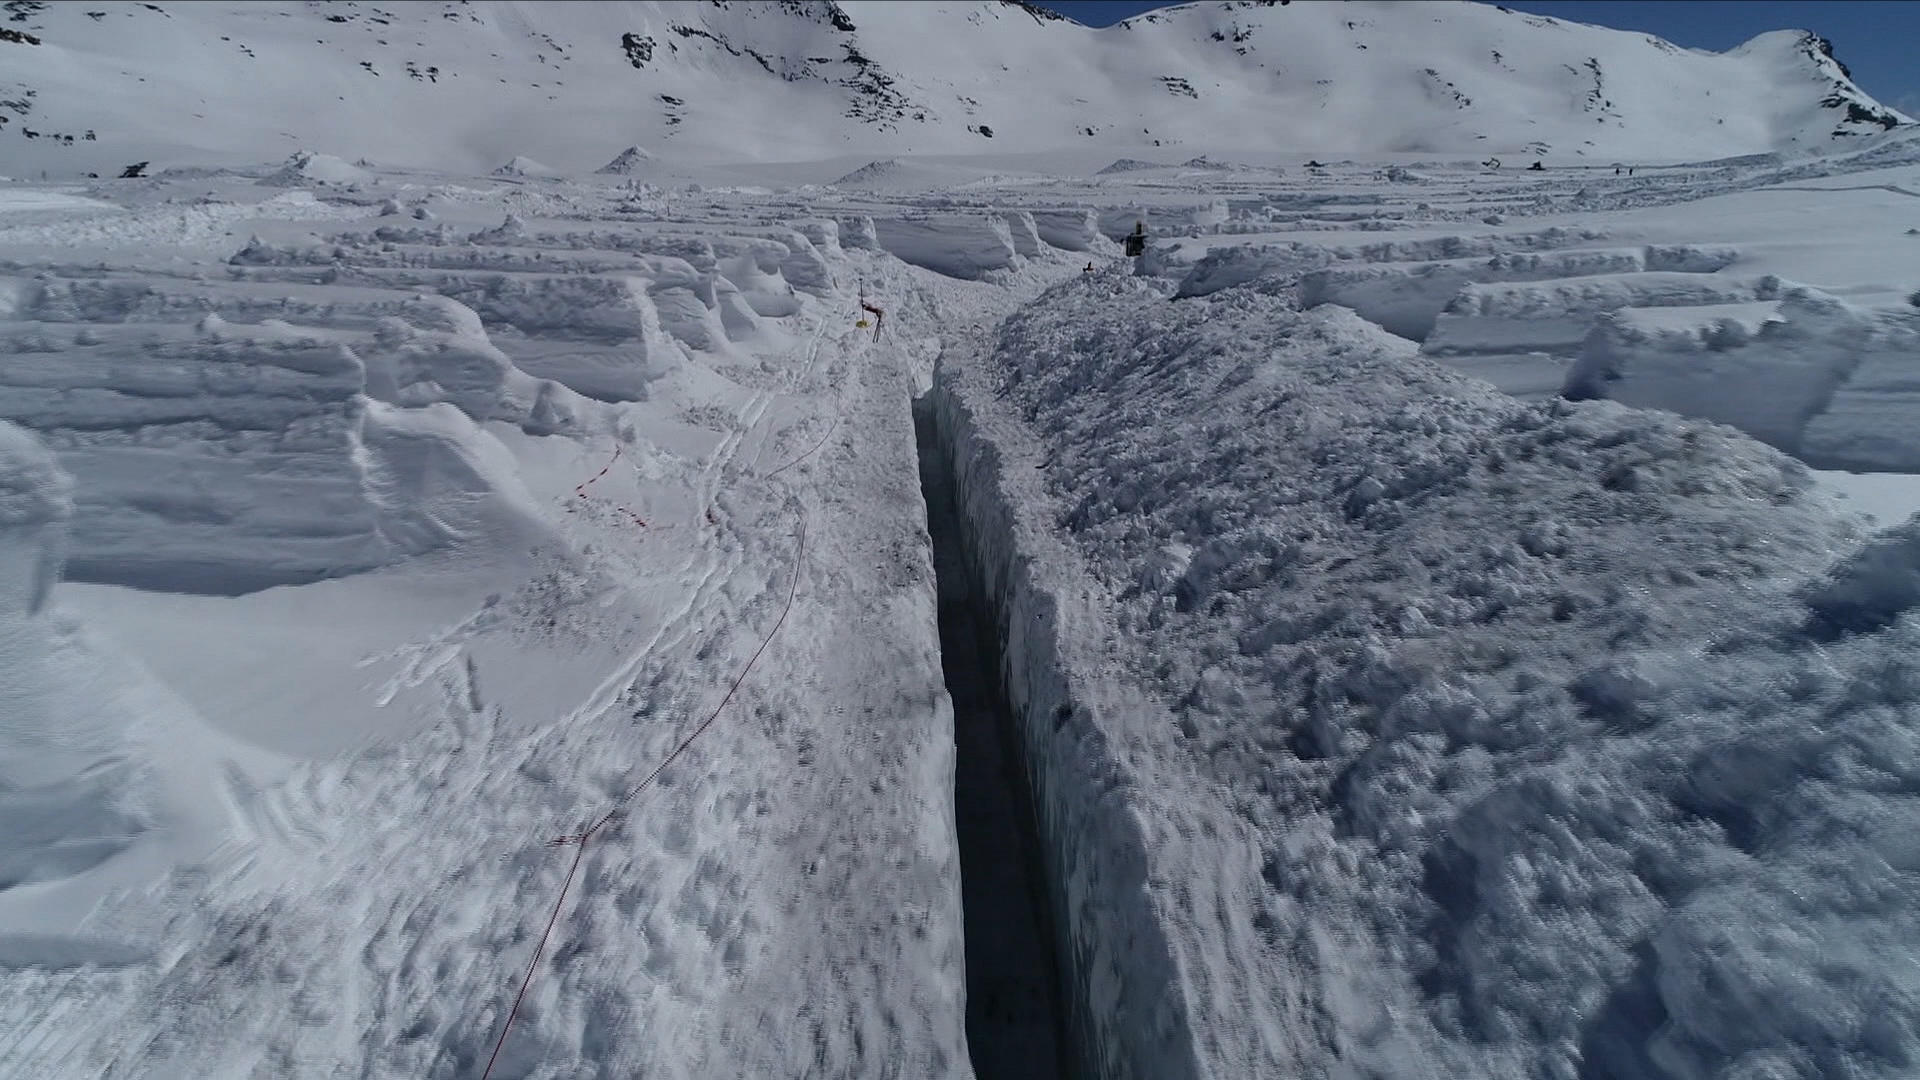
0;4;1919;1080
0;0;1911;178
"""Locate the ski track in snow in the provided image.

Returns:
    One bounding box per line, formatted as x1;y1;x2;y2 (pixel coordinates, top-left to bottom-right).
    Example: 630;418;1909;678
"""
0;116;1918;1080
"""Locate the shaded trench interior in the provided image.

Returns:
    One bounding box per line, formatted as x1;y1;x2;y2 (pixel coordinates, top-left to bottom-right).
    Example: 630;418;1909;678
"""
914;394;1082;1080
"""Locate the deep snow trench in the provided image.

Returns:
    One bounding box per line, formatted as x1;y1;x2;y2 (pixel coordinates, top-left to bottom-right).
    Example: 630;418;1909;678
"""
915;395;1079;1080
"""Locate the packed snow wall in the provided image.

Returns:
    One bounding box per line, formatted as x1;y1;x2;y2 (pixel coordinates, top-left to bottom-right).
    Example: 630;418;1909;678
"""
927;352;1204;1080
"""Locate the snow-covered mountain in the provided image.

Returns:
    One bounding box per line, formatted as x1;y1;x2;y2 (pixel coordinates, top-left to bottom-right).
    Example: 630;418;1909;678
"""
0;0;1908;176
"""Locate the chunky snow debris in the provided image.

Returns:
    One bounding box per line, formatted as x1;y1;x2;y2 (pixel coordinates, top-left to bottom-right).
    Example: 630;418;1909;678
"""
935;270;1919;1078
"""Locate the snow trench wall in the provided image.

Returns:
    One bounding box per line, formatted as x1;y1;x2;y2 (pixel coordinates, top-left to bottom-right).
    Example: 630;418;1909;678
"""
928;361;1203;1080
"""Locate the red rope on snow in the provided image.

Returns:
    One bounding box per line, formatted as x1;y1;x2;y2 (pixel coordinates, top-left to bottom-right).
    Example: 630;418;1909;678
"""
478;513;809;1080
573;444;621;497
569;443;649;528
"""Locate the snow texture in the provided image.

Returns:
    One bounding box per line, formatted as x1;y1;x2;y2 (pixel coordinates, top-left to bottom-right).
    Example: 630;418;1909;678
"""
936;270;1920;1079
0;6;1919;1078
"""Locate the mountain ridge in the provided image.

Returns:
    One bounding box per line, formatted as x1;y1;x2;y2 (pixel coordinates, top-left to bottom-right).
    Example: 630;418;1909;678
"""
0;0;1906;175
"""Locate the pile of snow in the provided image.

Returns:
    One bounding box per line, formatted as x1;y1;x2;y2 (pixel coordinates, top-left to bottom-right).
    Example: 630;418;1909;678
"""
1094;158;1168;176
935;270;1920;1078
256;151;372;188
492;155;562;179
595;146;654;175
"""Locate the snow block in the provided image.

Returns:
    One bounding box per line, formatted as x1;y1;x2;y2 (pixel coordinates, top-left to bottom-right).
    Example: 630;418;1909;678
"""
1000;210;1044;258
0;421;71;617
1421;274;1784;398
1300;247;1649;340
1566;289;1864;454
1801;313;1920;471
1030;208;1102;252
789;218;842;255
1174;242;1331;298
1643;243;1742;273
872;214;1018;280
837;215;879;251
1095;199;1228;239
0;421;156;890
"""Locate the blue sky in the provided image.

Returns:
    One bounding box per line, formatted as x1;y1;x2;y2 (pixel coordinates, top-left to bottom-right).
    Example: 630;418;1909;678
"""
1047;1;1920;115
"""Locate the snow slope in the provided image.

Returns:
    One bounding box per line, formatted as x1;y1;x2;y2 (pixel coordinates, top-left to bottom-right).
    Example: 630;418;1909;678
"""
0;0;1909;176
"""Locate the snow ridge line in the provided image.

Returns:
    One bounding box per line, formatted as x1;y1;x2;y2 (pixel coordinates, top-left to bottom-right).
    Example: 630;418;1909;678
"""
478;511;809;1080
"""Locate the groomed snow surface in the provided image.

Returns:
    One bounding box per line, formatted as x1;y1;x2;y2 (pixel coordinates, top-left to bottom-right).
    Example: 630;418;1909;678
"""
2;121;1920;1080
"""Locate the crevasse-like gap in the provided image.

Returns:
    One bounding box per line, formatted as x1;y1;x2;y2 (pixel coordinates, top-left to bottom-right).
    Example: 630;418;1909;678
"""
914;394;1081;1080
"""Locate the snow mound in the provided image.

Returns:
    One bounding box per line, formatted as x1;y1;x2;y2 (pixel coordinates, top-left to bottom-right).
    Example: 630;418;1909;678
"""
256;151;371;188
492;155;561;178
830;159;917;188
595;146;654;175
1095;158;1168;175
938;270;1920;1078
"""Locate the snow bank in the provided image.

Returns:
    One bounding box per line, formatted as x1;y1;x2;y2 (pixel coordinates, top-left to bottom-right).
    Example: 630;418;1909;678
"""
873;214;1018;280
1030;208;1103;252
0;298;550;594
1300;248;1651;340
0;422;151;892
939;270;1920;1077
1421;272;1782;399
1172;242;1331;298
1173;227;1618;300
1437;271;1775;324
1802;312;1920;471
1566;287;1871;455
930;354;1204;1080
0;423;71;618
1001;210;1044;258
1096;200;1228;240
